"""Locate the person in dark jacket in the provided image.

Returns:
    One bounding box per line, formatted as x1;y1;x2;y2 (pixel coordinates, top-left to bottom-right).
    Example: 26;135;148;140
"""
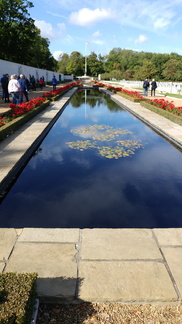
18;74;29;103
151;79;157;96
143;78;150;96
1;74;10;102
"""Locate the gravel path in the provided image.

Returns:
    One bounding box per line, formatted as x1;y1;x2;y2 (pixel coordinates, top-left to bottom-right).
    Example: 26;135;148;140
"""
37;302;182;323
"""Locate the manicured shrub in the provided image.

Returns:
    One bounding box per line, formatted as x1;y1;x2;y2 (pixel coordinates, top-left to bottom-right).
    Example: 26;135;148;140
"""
0;272;37;324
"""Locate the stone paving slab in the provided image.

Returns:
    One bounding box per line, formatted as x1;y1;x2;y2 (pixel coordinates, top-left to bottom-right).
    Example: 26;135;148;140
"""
0;228;181;303
18;228;80;243
154;228;182;245
5;242;77;300
81;229;162;260
161;247;182;297
79;260;178;303
0;228;17;260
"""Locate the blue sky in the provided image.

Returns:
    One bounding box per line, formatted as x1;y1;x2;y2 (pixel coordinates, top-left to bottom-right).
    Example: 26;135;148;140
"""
29;0;182;60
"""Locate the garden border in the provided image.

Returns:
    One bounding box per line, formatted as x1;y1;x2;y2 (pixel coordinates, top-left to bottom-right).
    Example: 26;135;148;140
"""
101;88;182;151
140;101;182;126
0;100;50;141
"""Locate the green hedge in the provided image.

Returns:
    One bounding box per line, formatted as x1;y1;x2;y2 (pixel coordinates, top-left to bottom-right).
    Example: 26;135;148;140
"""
0;272;37;324
0;100;50;141
140;101;182;126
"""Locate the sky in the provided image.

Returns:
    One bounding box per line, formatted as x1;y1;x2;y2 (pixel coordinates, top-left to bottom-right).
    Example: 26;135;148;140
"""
29;0;182;60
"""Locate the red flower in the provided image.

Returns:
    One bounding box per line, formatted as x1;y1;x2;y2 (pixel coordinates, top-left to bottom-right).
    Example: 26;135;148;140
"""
9;103;16;109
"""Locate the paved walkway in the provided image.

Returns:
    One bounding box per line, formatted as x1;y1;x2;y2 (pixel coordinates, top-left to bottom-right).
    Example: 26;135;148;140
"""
0;87;182;304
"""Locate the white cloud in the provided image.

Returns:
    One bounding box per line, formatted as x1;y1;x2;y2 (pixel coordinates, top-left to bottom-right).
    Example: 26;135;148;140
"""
34;20;55;39
34;20;67;41
135;34;148;44
69;8;113;27
93;40;105;45
53;51;63;60
153;17;170;29
46;10;67;19
92;31;102;38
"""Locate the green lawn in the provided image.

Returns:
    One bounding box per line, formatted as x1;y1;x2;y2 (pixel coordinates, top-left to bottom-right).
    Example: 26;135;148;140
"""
164;93;182;99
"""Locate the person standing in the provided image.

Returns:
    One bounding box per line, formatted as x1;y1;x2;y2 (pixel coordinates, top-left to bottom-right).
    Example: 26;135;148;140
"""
151;79;157;96
143;78;150;96
18;74;29;103
52;76;57;90
1;74;10;102
39;77;44;89
8;74;20;104
30;75;36;90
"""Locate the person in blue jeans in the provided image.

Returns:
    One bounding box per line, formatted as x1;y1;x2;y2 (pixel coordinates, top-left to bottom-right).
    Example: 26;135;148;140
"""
18;74;29;103
8;74;20;104
52;76;57;90
143;78;150;96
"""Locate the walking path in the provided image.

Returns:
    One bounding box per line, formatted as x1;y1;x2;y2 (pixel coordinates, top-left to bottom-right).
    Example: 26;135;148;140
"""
0;87;182;304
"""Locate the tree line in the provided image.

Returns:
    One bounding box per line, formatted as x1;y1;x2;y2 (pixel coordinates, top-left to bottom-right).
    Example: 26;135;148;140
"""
0;0;57;71
58;49;182;81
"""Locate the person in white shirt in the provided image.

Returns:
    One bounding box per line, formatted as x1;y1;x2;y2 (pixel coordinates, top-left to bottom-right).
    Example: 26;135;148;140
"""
8;74;20;104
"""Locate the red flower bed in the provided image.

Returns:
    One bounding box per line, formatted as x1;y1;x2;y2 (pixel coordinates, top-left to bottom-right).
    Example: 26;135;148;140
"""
0;97;46;127
43;81;82;99
92;81;144;99
148;98;182;116
93;81;182;116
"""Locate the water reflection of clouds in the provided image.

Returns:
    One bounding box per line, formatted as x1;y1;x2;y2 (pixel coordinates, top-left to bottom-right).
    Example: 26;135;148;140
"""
1;141;182;228
30;144;65;169
70;155;92;169
8;162;157;227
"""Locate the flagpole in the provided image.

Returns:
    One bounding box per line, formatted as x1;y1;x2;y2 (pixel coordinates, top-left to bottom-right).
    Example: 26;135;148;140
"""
84;42;88;76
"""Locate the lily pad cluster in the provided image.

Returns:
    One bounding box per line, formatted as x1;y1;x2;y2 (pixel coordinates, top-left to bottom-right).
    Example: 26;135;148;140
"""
67;124;144;159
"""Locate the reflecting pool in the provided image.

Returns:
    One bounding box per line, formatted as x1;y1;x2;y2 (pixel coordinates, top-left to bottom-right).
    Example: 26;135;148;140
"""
0;89;182;228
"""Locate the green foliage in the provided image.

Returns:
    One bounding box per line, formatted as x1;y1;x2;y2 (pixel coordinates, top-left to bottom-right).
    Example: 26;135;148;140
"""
0;0;56;70
99;49;182;82
162;59;182;81
0;272;37;324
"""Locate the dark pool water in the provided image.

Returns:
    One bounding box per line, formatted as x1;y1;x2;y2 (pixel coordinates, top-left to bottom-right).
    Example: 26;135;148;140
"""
0;89;182;228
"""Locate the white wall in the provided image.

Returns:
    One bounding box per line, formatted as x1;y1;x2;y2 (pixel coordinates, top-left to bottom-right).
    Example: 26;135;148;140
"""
103;80;182;94
0;59;73;82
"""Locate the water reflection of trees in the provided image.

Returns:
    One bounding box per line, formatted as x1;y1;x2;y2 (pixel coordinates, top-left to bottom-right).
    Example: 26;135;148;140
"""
70;89;123;112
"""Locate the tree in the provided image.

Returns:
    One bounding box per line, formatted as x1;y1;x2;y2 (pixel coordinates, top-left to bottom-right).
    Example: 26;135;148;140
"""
104;48;122;72
66;51;84;76
162;59;182;81
87;52;104;76
134;59;157;80
57;53;69;74
151;53;170;80
0;0;34;62
0;0;56;70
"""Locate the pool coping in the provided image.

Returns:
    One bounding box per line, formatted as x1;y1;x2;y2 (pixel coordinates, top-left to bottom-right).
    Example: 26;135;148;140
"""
0;87;182;304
